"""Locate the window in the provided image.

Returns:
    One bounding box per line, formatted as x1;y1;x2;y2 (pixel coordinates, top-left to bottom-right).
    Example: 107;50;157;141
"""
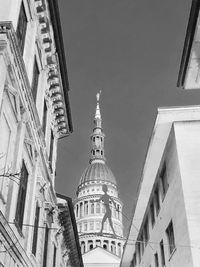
80;202;83;218
160;240;165;267
42;101;47;135
155;186;160;215
85;202;88;215
150;200;155;226
43;225;49;267
32;203;40;255
144;217;149;246
15;160;28;230
90;222;94;231
31;57;40;102
160;162;168;199
53;245;57;267
49;130;54;166
84;223;87;231
96;202;100;213
154;252;159;267
166;221;176;255
137;242;141;263
91;202;94;214
16;1;27;53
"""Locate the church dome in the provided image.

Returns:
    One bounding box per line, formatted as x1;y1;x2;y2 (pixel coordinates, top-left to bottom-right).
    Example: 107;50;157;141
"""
79;162;117;185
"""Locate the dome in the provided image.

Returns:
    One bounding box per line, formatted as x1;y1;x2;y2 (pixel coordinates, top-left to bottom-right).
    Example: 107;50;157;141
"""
79;162;117;185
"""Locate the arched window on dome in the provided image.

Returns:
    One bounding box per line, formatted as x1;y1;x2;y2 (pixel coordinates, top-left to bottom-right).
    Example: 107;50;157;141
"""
90;222;94;231
81;241;85;254
96;240;101;247
88;240;93;251
117;205;120;219
103;240;108;250
76;205;79;218
118;243;122;257
96;202;100;213
111;241;116;254
85;201;88;215
80;202;83;218
91;202;94;214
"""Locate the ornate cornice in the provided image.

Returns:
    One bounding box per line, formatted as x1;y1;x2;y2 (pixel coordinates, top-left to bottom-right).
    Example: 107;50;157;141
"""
33;0;72;137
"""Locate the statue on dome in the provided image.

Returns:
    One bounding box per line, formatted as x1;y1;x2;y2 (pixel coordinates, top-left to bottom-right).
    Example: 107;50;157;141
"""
93;184;117;237
96;90;101;102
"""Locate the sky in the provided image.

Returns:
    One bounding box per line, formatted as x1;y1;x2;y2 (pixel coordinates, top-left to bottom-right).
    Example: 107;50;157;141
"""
55;0;200;235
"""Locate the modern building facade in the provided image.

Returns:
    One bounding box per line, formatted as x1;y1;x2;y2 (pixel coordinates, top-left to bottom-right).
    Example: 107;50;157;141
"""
177;0;200;89
74;93;125;267
0;0;82;266
121;105;200;267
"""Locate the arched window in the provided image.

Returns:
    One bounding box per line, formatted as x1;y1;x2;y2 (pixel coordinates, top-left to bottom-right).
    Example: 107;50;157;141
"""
80;202;83;218
118;243;121;256
76;205;79;218
103;240;108;250
111;241;116;254
81;242;85;254
103;244;107;249
96;202;100;213
91;202;94;214
85;201;88;215
88;240;93;251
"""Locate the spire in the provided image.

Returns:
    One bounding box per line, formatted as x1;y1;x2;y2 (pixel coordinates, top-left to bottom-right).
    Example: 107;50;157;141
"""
90;91;106;164
95;90;101;120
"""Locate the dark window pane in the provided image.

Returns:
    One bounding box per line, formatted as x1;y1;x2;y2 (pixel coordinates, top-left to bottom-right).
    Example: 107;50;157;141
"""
144;218;149;246
160;162;168;199
155;186;160;215
32;203;40;255
160;240;165;267
49;130;54;165
53;245;57;267
43;225;49;267
154;252;159;267
166;221;176;255
42;101;47;135
16;2;27;53
32;57;40;102
15;160;28;230
150;201;155;226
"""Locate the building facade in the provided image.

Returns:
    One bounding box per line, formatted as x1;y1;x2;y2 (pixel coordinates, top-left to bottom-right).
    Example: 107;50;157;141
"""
121;106;200;267
74;93;125;267
177;0;200;89
0;0;82;266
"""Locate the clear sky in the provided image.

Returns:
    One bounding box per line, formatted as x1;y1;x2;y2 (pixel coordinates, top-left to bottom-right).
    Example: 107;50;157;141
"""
55;0;200;235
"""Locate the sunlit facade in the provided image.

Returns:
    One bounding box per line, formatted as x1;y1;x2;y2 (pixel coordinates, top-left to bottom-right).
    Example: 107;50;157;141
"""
0;0;82;266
